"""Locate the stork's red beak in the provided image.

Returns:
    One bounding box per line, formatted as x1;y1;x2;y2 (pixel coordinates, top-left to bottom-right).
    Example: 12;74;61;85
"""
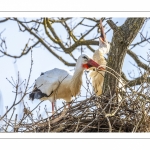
87;59;99;68
86;59;105;71
82;59;105;71
99;19;106;43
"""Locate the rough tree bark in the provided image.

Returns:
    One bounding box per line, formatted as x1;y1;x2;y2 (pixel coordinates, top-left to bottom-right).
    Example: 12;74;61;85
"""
103;18;145;95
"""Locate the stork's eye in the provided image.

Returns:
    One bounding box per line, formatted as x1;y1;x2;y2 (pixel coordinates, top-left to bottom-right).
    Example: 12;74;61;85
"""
82;56;88;60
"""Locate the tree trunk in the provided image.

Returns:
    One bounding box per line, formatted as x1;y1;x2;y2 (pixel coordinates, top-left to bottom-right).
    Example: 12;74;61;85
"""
103;18;145;95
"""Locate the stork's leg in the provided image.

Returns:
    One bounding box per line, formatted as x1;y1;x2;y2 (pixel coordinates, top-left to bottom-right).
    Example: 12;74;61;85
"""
52;101;55;116
54;101;57;113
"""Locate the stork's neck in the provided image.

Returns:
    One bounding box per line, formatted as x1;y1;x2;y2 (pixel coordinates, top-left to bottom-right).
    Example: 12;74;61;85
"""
70;67;84;97
93;50;107;66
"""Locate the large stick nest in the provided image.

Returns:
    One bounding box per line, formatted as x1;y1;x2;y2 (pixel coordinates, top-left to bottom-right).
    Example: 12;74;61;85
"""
18;92;150;132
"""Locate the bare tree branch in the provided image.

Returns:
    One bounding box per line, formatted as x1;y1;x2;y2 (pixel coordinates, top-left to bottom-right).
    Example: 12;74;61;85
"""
127;49;149;71
15;18;76;66
0;18;9;23
0;41;40;58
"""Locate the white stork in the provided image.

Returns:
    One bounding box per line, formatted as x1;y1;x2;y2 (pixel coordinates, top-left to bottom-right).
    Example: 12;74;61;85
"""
89;19;110;96
29;54;102;115
90;19;125;98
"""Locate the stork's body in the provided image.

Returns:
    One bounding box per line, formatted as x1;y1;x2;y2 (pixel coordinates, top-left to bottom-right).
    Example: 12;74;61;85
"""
29;54;100;115
33;69;74;102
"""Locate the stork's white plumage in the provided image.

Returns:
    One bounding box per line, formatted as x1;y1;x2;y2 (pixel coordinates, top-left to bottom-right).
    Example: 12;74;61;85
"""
90;19;110;96
29;54;100;115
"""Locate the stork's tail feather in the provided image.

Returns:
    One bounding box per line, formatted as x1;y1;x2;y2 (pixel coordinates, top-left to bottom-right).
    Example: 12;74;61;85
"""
29;88;47;100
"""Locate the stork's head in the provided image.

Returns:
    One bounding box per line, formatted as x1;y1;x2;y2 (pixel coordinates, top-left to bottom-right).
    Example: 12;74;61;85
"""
76;54;105;71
